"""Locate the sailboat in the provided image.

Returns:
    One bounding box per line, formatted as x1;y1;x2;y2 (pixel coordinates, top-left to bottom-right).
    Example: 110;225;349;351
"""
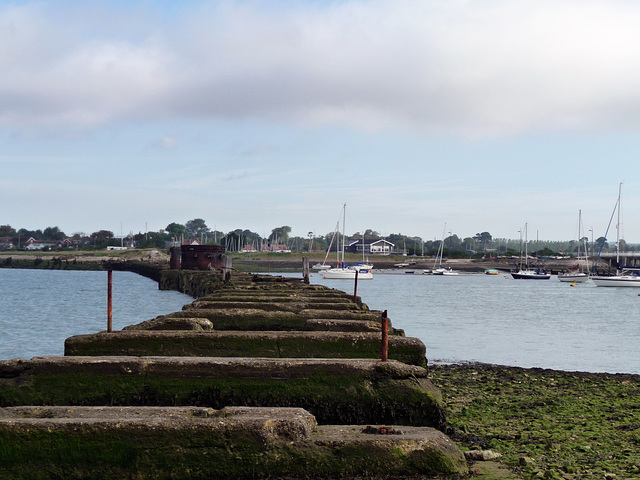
511;223;551;280
321;204;373;280
558;210;589;283
591;184;640;287
431;224;458;275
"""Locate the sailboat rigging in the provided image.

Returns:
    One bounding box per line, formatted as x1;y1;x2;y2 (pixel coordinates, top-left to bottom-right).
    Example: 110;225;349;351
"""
558;210;589;283
320;204;373;280
511;223;550;280
431;224;458;275
591;183;640;287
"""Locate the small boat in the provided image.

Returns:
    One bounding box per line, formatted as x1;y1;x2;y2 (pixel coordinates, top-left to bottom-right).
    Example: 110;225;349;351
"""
511;223;550;280
558;210;589;284
484;269;499;275
558;271;588;283
320;204;373;280
590;269;640;287
432;267;459;276
312;263;332;270
512;268;551;280
323;266;373;280
432;224;458;276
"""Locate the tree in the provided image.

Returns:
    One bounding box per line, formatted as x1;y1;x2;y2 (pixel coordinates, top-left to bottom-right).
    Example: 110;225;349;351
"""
91;230;114;242
43;226;66;241
473;232;492;251
269;226;291;244
185;218;209;238
0;225;16;237
165;223;187;238
595;236;608;251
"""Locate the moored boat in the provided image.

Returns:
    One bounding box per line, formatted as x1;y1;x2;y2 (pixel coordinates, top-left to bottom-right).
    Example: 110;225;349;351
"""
320;204;373;280
590;270;640;287
558;210;590;284
591;184;640;287
512;269;551;280
511;223;550;280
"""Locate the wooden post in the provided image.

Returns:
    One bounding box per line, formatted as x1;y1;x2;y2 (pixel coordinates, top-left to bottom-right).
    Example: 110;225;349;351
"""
353;269;359;301
107;270;113;333
381;310;388;362
302;257;310;284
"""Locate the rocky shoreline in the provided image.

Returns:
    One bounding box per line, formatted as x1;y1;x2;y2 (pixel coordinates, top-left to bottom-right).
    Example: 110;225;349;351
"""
430;363;640;480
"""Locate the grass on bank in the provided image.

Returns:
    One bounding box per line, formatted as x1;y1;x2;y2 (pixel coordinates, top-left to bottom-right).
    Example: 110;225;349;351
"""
429;364;640;480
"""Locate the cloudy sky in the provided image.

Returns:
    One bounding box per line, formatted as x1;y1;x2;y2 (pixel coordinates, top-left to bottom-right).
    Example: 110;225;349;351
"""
2;0;640;243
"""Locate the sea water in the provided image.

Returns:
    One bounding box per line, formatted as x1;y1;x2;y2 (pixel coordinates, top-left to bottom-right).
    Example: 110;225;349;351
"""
1;268;638;374
306;271;640;374
0;269;192;360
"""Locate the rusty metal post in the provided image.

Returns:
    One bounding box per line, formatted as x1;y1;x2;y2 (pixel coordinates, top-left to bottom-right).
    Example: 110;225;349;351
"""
381;310;388;362
353;269;359;301
107;269;113;333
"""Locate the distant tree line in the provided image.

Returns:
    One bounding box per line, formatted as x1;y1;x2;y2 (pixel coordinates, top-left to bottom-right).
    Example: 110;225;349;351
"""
0;221;633;257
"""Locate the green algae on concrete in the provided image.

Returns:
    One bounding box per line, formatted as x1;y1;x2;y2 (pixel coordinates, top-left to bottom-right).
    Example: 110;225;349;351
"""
0;406;467;480
64;330;427;367
0;357;445;429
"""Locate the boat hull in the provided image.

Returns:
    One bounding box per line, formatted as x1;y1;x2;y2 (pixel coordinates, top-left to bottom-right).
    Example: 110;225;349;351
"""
590;275;640;287
432;267;458;276
558;273;589;283
322;268;373;280
511;270;551;280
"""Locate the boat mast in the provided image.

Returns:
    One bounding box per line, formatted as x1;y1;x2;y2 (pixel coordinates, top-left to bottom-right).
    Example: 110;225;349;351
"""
341;203;346;267
577;209;582;269
525;223;528;269
616;183;622;272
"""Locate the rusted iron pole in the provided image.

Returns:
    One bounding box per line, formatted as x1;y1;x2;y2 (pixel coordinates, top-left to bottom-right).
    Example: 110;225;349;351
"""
381;309;388;362
353;269;359;301
107;270;113;333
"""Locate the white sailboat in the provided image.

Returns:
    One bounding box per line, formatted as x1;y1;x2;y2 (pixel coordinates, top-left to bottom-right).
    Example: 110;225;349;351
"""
321;204;373;280
431;224;458;275
591;184;640;287
558;210;589;283
511;223;551;280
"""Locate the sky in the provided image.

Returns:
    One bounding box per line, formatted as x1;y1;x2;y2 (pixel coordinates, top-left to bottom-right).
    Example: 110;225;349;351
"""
2;0;640;243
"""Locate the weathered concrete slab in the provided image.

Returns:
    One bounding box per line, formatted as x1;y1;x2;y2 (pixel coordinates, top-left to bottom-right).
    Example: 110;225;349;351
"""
64;330;427;366
0;357;444;428
0;406;467;479
183;300;362;312
142;308;400;333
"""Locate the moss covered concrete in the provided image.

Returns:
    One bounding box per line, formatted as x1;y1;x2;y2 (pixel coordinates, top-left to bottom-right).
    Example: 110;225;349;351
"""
0;357;445;429
64;330;427;366
0;406;467;480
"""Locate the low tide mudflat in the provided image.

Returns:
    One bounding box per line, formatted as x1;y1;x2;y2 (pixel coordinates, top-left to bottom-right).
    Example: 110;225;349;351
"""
429;363;640;480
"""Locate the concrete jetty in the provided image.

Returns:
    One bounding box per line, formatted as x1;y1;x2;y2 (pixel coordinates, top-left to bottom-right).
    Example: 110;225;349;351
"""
0;266;469;479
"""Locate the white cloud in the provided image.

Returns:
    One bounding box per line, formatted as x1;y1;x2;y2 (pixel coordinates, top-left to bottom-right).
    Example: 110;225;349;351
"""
2;0;640;136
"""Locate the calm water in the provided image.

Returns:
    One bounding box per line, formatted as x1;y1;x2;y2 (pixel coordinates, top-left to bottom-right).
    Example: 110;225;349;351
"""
2;268;639;374
0;269;192;360
306;271;640;374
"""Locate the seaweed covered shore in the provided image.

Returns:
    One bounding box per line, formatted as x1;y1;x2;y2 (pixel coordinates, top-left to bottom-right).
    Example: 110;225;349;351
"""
429;363;640;480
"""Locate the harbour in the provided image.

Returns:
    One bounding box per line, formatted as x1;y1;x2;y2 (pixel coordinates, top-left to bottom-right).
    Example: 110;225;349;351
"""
2;267;639;374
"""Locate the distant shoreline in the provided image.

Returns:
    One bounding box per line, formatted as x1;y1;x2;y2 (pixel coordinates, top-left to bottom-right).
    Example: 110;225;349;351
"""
0;250;615;274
